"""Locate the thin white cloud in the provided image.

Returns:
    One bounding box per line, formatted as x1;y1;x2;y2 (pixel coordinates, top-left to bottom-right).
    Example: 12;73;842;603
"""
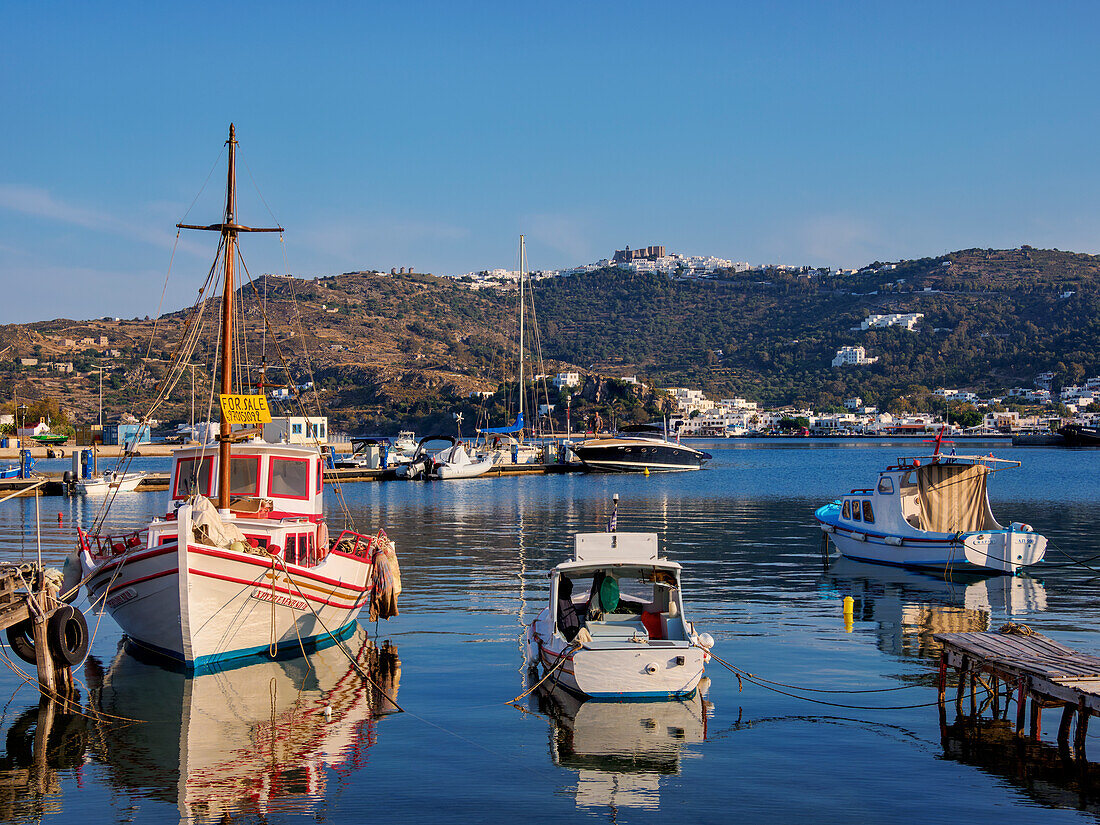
0;184;206;256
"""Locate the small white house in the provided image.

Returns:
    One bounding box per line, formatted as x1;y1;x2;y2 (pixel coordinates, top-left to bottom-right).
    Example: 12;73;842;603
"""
263;416;328;445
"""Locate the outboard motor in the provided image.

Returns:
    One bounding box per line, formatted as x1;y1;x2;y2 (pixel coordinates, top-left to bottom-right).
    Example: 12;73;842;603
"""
62;469;75;496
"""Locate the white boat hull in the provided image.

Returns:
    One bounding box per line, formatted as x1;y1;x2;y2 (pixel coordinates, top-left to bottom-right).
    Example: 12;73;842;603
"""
80;472;146;494
435;457;494;479
83;526;373;669
528;610;704;699
818;509;1046;575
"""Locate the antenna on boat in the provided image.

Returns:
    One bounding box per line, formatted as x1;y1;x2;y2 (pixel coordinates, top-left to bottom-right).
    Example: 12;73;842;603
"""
607;493;619;533
177;124;283;510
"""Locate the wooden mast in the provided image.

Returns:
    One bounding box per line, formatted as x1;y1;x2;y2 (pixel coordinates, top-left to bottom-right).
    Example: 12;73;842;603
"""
177;124;283;510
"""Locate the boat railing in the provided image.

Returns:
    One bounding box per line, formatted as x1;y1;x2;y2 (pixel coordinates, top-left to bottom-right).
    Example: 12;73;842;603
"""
78;527;148;561
330;529;377;560
848;488;875;495
893;454;1022;471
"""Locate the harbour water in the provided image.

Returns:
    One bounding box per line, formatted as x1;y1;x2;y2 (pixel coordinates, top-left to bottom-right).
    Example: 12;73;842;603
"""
0;440;1098;823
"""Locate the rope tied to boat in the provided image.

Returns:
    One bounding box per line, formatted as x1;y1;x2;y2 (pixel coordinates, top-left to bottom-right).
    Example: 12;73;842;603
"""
999;622;1034;636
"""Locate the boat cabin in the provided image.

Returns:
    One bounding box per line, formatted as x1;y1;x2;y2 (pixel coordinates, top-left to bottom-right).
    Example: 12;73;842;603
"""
836;456;1007;535
167;441;324;520
550;533;693;646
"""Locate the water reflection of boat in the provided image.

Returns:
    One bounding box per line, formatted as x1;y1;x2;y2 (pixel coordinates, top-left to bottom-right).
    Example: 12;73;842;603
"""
825;557;1047;660
539;685;708;811
90;625;399;822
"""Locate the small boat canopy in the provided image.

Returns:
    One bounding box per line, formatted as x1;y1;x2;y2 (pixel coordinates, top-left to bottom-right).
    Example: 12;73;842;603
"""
913;462;1000;533
476;412;524;435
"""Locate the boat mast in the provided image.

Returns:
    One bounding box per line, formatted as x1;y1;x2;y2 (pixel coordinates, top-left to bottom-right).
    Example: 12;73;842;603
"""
177;124;282;510
518;235;525;443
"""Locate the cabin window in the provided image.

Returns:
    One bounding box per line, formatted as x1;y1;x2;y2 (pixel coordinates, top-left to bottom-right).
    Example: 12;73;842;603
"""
269;457;310;499
316;459;323;493
285;534;298;566
229;455;260;497
842;500;851;519
877;477;894;494
292;423;303;435
174;456;213;498
862;501;875;524
851;500;862;521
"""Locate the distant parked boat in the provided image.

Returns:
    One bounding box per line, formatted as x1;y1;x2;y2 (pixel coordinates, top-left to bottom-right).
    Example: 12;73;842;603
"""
815;439;1046;575
1058;423;1100;446
574;425;710;473
78;470;146;495
397;435;494;480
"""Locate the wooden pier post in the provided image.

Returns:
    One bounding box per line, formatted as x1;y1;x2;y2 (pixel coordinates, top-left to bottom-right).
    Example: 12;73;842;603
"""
29;585;57;697
955;656;969;716
1029;698;1042;739
1016;677;1027;737
1075;697;1090;760
937;653;947;707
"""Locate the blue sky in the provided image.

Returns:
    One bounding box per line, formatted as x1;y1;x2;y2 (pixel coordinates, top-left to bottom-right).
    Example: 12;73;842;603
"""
2;1;1099;322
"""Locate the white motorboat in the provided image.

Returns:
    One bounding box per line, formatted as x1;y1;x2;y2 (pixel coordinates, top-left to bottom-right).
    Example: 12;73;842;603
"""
525;529;713;699
78;470;146;495
397;435;494;480
91;624;400;821
815;445;1046;575
77;125;401;669
477;432;542;466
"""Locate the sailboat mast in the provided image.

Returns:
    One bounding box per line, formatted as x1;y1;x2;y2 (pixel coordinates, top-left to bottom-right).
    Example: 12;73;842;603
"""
218;125;239;510
175;124;283;511
518;235;525;442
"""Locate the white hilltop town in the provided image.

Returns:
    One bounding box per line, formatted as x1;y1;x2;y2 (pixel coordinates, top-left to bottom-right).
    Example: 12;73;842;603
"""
450;244;751;286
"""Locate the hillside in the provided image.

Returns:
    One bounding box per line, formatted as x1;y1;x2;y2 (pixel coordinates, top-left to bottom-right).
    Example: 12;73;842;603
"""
1;247;1098;430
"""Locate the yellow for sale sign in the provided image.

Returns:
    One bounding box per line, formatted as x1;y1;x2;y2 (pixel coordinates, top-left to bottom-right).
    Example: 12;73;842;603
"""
219;394;273;425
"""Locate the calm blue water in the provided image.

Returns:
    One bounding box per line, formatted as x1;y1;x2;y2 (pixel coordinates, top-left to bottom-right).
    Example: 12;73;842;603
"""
0;440;1098;823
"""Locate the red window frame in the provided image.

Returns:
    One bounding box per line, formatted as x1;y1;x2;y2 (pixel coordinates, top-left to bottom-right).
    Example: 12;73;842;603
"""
229;455;261;498
316;459;323;494
174;456;214;499
267;456;311;501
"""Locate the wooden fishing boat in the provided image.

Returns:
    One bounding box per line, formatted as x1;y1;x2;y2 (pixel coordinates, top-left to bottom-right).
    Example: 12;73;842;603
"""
525;526;713;700
78;125;400;669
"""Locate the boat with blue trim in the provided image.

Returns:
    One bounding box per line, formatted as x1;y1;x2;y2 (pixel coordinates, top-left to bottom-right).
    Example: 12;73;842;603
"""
77;125;400;669
815;446;1046;575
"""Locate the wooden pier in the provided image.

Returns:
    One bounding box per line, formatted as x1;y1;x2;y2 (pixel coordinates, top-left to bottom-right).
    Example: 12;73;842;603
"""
935;629;1100;760
0;565;81;699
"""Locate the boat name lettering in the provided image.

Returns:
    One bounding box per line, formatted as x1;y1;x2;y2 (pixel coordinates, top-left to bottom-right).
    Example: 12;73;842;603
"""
250;588;307;611
106;587;137;609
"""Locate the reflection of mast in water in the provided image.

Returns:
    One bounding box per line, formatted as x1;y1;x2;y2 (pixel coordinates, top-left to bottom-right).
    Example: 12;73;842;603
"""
516;503;529;674
825;558;1047;662
88;625;399;822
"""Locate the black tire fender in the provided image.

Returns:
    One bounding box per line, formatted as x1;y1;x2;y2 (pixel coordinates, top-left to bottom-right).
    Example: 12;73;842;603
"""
5;619;36;665
47;605;89;667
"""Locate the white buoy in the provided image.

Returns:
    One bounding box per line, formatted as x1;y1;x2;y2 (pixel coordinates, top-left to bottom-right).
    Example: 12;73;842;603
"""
323;705;332;722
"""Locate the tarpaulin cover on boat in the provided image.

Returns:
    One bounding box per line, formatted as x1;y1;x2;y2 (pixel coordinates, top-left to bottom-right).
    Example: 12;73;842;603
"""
476;412;524;435
916;463;998;533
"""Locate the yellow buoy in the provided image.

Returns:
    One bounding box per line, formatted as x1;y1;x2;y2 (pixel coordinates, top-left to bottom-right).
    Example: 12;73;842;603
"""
644;467;650;476
843;595;854;633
